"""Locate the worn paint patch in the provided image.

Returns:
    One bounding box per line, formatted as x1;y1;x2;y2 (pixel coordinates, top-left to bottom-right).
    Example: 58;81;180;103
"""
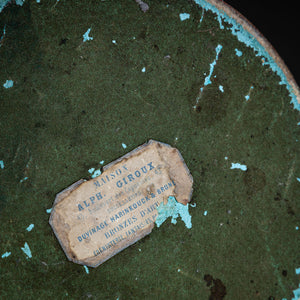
193;0;300;111
230;163;247;171
83;28;93;42
3;80;13;89
26;224;34;232
155;196;192;229
179;13;190;21
1;251;11;258
21;242;32;259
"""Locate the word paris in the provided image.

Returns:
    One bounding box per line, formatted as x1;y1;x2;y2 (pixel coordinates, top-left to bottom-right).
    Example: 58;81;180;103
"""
49;140;193;267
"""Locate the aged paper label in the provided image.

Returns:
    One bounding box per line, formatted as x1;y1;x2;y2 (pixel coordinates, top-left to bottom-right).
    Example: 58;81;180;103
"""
49;140;193;267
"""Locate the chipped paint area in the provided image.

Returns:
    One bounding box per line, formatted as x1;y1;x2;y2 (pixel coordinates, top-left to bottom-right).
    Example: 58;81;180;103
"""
204;44;222;86
155;196;192;229
230;163;247;171
235;48;242;57
26;224;34;232
1;251;11;258
193;0;300;111
21;242;32;259
179;13;190;21
83;28;93;42
3;79;13;88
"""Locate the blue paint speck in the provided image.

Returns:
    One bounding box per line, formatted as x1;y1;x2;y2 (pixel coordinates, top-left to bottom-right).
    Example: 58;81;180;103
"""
230;163;247;171
0;160;4;169
91;169;101;178
292;284;300;300
84;265;89;274
297;178;300;183
46;208;52;214
156;196;192;229
26;224;34;232
296;267;300;275
99;160;104;165
122;143;127;149
88;168;95;174
83;28;93;42
21;242;32;259
235;48;243;57
219;85;224;93
3;80;13;89
1;251;11;258
141;67;146;73
179;13;190;21
203;210;208;216
20;176;28;183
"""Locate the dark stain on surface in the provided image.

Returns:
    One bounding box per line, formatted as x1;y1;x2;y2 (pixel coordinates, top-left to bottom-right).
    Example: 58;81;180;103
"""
243;167;266;196
204;274;227;300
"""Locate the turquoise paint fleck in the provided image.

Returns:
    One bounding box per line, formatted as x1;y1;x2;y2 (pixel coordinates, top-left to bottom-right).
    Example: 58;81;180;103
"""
0;160;4;169
88;167;95;174
155;196;192;229
46;208;52;214
297;178;300;182
91;169;101;178
20;176;28;183
296;226;299;230
99;160;104;165
219;85;224;92
83;28;93;42
296;267;300;275
190;203;196;208
83;265;89;274
245;86;253;101
203;210;208;216
1;251;11;258
292;284;300;300
193;0;300;111
204;44;222;86
3;80;13;89
179;13;190;21
21;242;32;259
235;48;242;57
26;224;34;232
122;143;127;149
230;162;247;171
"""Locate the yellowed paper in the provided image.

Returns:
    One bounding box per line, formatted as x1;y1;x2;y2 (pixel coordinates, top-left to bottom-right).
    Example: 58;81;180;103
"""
49;140;193;267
